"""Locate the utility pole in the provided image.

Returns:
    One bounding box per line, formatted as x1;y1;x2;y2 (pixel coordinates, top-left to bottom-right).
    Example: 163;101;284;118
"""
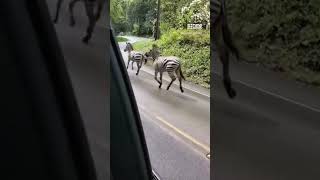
155;0;161;40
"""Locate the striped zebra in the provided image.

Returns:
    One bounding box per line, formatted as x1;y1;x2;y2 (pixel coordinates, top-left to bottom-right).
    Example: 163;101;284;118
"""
146;49;185;92
145;44;161;62
53;0;105;44
124;42;147;75
211;0;240;99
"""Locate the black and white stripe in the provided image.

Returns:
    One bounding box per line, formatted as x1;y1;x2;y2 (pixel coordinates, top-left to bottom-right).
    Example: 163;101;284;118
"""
124;42;146;75
153;57;185;93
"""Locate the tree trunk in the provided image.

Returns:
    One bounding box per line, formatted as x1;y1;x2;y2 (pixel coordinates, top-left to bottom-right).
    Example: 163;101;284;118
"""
155;0;161;40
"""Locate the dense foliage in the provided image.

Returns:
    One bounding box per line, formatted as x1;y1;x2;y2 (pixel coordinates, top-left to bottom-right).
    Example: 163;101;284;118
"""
112;0;210;88
227;0;320;85
111;0;209;36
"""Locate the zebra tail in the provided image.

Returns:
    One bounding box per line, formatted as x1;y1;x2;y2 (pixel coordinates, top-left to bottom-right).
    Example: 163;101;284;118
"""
221;0;240;61
179;67;185;80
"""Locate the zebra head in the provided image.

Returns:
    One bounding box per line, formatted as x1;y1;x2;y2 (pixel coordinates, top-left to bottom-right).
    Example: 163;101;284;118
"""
144;51;153;64
124;42;134;52
145;46;161;62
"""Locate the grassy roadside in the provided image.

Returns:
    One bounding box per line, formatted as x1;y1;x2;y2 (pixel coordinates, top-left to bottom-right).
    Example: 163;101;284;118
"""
116;36;129;42
132;29;210;88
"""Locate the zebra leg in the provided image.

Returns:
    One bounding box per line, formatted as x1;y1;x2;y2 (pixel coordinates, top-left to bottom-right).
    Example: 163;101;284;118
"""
126;59;130;69
166;72;176;90
176;68;184;93
159;72;163;88
82;1;96;44
220;45;236;98
68;0;79;27
136;62;141;75
131;61;134;70
154;70;161;87
166;77;176;91
53;0;63;23
179;77;184;93
95;0;105;21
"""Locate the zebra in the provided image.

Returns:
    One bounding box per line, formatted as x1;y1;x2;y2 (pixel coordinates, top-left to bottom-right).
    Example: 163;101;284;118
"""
124;42;147;75
145;44;161;62
212;0;240;99
145;48;185;93
53;0;105;44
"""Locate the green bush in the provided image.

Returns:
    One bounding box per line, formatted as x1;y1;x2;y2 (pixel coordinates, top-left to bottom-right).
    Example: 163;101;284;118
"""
227;0;320;86
116;36;129;42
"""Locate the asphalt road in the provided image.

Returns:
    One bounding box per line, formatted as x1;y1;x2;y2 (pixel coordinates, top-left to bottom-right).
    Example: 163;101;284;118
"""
45;1;109;180
212;58;320;179
119;38;210;180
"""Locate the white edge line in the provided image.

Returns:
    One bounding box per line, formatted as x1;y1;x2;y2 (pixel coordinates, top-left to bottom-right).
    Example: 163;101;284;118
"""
213;72;320;113
139;105;210;153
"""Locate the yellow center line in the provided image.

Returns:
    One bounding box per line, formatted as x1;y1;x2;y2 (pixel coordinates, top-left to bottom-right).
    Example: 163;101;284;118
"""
139;105;210;153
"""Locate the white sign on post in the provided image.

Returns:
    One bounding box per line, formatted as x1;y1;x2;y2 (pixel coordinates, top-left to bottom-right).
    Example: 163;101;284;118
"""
187;24;203;30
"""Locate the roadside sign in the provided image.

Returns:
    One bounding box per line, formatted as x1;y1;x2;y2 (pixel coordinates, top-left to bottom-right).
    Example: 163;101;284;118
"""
187;24;203;30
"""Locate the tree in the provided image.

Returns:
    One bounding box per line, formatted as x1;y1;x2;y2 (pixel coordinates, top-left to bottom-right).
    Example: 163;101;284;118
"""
154;0;161;40
178;0;209;29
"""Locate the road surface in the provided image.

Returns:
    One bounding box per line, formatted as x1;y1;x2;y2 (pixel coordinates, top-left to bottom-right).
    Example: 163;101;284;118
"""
212;57;320;179
119;37;210;180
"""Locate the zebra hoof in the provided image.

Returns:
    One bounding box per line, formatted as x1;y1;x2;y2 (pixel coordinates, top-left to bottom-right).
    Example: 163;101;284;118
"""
95;15;101;22
82;37;90;44
70;21;75;27
228;88;237;99
180;89;184;93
